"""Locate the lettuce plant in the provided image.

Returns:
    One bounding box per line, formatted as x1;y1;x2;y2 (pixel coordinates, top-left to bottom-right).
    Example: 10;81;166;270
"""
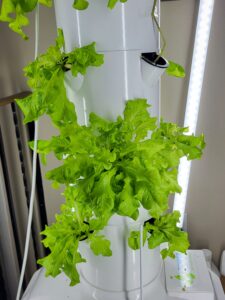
16;31;205;286
0;0;52;39
17;29;104;128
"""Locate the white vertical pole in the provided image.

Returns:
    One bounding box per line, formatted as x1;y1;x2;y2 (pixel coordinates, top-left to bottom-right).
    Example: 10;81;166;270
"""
139;224;143;300
16;4;40;299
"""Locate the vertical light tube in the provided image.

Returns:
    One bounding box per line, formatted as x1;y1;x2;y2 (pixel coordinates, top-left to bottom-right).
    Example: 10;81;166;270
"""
173;0;214;227
122;4;129;100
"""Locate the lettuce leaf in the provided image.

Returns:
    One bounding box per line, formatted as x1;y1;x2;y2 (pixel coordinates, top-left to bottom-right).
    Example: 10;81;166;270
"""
37;214;87;286
73;0;89;10
89;234;112;256
129;211;190;259
146;211;190;259
166;61;185;78
108;0;128;9
0;0;51;39
16;29;104;130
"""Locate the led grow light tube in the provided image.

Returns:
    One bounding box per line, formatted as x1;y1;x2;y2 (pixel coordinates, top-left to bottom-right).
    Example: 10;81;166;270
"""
16;5;40;300
173;0;214;227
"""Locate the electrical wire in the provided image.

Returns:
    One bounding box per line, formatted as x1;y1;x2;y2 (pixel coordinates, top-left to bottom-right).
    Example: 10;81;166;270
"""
16;4;40;300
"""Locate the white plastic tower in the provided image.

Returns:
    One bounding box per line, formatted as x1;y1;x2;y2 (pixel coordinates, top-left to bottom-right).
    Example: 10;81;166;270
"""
22;0;181;299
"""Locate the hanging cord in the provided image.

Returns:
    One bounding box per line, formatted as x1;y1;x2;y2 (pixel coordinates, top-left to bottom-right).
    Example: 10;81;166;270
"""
151;0;166;64
139;224;143;300
158;77;161;127
16;4;40;300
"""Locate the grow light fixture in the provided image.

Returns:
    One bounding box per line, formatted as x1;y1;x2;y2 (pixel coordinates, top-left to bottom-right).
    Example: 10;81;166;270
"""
173;0;214;227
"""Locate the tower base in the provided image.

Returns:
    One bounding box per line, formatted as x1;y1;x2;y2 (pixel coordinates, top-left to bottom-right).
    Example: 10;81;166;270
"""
22;263;183;300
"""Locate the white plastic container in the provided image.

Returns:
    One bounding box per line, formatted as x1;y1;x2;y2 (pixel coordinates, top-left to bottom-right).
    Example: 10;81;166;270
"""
79;213;161;292
67;50;161;124
55;0;163;124
141;52;169;87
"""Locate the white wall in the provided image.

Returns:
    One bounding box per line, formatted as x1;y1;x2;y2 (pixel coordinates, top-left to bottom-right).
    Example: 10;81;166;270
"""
161;0;198;125
0;7;57;95
161;0;225;266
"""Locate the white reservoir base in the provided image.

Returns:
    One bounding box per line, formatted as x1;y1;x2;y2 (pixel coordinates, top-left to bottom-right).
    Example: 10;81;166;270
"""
165;250;216;300
22;250;223;300
22;264;183;300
